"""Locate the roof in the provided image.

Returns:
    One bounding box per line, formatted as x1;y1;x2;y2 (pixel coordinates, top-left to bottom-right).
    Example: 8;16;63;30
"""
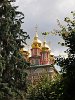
42;40;51;50
26;64;58;74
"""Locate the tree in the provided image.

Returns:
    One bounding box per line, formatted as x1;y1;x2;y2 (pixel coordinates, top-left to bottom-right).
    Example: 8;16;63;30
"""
27;75;63;100
0;0;30;99
57;12;75;100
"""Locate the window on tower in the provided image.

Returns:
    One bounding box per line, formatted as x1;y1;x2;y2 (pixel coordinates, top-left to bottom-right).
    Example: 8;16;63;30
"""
35;59;39;65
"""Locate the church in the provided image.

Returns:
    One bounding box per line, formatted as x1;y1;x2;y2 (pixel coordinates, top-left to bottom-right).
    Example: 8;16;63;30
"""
20;30;58;85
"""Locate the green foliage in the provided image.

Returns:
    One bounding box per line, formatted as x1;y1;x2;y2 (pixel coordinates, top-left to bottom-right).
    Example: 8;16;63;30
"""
0;0;30;99
27;76;63;100
57;12;75;100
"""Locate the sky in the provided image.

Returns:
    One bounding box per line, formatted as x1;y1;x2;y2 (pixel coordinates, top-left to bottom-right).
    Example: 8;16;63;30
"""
14;0;75;57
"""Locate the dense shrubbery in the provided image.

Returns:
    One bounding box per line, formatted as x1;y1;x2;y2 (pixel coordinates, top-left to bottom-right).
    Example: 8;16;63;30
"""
27;76;63;100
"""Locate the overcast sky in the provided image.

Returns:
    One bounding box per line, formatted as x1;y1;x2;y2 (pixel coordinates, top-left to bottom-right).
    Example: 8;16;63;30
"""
15;0;75;57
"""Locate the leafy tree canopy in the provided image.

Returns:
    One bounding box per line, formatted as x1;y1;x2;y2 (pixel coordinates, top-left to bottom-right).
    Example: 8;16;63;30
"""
0;0;30;100
57;12;75;100
27;75;63;100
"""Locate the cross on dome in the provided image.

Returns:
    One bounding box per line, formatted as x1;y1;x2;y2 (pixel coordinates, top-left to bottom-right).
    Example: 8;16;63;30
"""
35;24;38;38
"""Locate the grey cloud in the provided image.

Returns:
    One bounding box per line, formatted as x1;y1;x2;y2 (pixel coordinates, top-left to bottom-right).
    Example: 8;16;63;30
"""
15;0;75;56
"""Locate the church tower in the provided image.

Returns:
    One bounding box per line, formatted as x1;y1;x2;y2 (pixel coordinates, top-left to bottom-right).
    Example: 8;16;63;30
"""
40;39;51;65
20;47;30;62
20;28;58;85
29;30;42;65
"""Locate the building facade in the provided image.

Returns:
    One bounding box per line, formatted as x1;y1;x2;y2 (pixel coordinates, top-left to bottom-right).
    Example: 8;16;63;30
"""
20;30;58;85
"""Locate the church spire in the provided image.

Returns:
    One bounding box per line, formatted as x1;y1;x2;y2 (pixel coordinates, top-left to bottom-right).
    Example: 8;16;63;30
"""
31;25;42;49
35;24;38;38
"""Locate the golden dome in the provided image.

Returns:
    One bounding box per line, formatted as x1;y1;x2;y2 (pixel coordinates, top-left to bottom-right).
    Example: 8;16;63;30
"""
42;40;50;51
33;39;42;44
33;32;42;44
20;48;27;52
20;47;30;56
50;52;54;56
32;32;42;49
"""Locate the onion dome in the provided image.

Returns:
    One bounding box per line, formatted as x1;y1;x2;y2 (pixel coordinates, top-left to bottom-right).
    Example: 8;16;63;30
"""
32;32;42;49
50;52;54;56
20;48;26;52
20;47;30;56
49;52;55;64
20;48;27;53
42;40;50;51
50;52;54;58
